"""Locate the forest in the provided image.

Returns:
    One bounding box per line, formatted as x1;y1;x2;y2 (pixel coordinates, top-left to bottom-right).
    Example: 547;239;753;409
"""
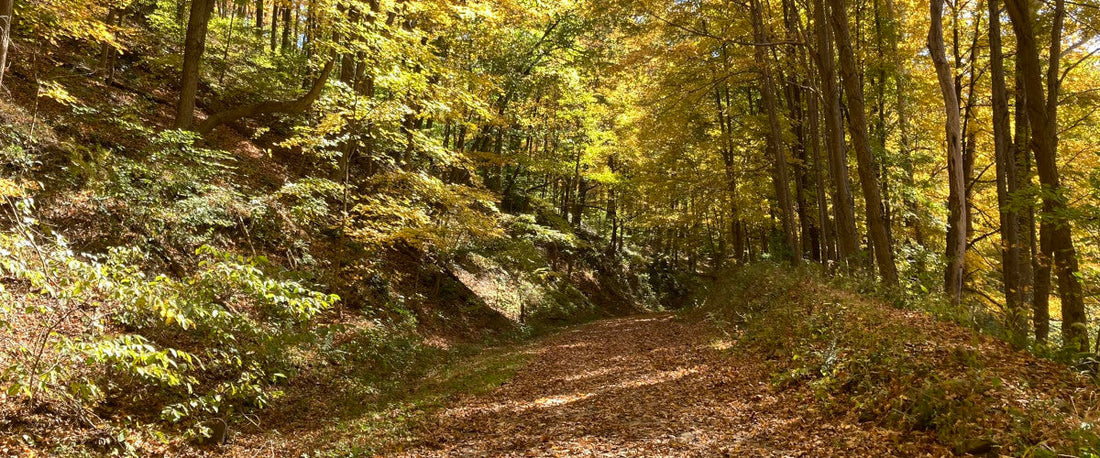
4;0;1100;454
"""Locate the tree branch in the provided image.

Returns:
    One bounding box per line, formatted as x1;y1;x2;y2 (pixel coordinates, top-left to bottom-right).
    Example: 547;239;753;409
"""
196;60;335;135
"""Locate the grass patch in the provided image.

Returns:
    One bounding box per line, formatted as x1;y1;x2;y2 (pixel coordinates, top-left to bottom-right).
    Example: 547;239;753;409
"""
293;340;536;457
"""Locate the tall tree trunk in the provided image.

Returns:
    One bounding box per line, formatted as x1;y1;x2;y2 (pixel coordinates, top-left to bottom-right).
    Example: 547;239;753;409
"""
872;0;893;254
218;4;240;85
340;7;359;82
928;0;967;305
255;0;264;30
782;0;817;261
1016;61;1043;342
957;2;983;253
751;0;800;263
807;76;835;263
786;77;814;261
989;0;1026;341
100;10;124;83
793;2;833;264
1005;0;1087;351
292;2;299;50
716;84;743;264
828;0;898;284
176;0;186;24
304;0;314;57
281;3;292;53
573;180;587;228
270;3;279;52
0;0;14;91
607;156;620;254
175;0;215;129
812;0;858;266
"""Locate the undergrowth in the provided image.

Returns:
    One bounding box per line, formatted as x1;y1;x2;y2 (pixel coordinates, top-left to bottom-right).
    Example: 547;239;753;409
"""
699;263;1100;456
300;341;536;456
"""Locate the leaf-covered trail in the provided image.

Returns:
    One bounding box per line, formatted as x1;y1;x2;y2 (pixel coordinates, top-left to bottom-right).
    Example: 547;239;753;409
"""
395;313;948;457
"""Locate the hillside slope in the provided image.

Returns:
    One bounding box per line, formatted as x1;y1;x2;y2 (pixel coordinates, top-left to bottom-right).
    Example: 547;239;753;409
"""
698;264;1100;455
0;69;658;457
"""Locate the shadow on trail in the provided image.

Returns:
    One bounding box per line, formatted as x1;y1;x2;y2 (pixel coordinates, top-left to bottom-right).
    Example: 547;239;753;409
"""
396;313;945;457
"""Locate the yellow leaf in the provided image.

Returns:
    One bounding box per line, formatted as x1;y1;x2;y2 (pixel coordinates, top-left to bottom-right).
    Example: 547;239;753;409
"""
37;81;80;106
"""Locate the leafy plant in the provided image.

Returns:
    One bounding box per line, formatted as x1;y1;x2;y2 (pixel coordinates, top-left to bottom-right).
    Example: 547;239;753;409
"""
0;206;338;434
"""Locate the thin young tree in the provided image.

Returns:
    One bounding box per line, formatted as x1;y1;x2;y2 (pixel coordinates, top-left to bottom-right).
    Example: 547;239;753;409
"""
0;0;12;91
988;0;1026;340
751;0;800;263
928;0;967;305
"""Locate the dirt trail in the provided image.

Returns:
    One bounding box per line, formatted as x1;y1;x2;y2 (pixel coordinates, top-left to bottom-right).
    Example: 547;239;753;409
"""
396;313;948;457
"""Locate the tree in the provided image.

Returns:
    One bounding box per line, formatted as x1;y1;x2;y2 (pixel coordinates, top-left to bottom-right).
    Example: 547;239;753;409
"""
0;0;14;91
1004;0;1088;350
827;0;898;284
255;0;264;31
988;0;1026;340
196;61;334;134
810;0;858;266
928;0;966;305
1015;62;1042;342
175;0;215;129
751;0;799;263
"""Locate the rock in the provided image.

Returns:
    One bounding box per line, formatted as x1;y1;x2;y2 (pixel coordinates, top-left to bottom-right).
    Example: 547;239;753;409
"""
197;418;229;446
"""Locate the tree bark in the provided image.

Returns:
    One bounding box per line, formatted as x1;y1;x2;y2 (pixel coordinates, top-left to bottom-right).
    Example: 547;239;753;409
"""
751;0;800;263
871;0;894;255
715;83;743;264
989;0;1026;341
255;0;264;30
270;3;279;52
928;0;967;304
827;0;898;284
196;60;333;134
0;0;14;92
1015;60;1042;342
281;3;292;53
175;0;216;129
780;0;817;261
1005;0;1087;351
806;74;835;263
339;6;359;83
811;0;858;266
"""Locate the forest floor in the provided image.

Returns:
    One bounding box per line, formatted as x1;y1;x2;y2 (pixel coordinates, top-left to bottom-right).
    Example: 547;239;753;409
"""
210;266;1100;457
387;313;951;457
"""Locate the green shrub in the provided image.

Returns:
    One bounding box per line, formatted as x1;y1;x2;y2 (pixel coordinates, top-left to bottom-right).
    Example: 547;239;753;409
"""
0;215;337;437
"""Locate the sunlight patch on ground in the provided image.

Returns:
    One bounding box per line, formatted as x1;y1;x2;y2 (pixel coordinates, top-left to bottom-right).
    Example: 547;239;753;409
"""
559;366;618;382
628;316;675;323
709;338;735;351
461;364;704;415
606;366;701;390
534;392;596;407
